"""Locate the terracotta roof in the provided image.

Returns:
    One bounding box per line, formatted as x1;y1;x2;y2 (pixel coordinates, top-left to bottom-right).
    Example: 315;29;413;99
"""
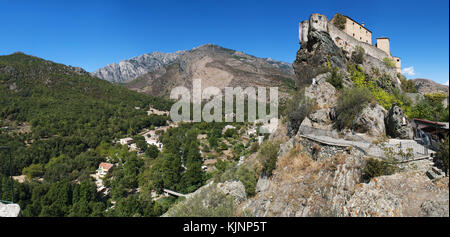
99;162;114;170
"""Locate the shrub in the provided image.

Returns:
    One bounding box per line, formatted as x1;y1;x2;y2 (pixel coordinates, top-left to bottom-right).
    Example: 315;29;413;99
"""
409;95;449;122
285;91;315;136
362;158;397;182
334;87;373;130
22;163;45;179
258;141;281;176
224;128;238;138
249;142;259;153
332;13;346;30
383;57;396;69
351;46;365;64
435;136;449;175
326;67;343;90
424;92;448;106
348;63;366;87
398;74;417;93
236;166;258;197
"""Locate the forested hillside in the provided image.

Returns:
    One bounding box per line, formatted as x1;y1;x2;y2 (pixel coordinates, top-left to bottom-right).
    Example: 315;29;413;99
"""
0;53;172;216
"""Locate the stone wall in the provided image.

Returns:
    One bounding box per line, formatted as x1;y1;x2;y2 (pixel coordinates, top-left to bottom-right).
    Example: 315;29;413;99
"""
343;16;372;44
328;23;390;61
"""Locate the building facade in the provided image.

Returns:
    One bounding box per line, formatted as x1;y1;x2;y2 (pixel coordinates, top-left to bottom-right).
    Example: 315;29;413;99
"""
330;14;372;44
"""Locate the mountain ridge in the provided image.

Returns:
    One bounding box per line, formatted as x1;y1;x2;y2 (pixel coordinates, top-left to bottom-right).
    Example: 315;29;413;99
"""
92;44;295;91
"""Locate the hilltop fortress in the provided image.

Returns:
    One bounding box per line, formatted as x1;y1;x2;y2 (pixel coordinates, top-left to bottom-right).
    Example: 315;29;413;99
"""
299;13;401;73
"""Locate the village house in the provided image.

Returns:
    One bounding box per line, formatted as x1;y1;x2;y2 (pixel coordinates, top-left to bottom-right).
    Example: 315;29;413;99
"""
119;137;134;145
96;162;114;177
411;118;449;150
147;107;169;116
147;139;164;150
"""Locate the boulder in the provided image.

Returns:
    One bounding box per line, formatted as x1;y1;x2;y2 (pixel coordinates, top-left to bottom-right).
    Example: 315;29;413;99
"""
385;105;414;139
353;104;387;137
217;181;247;205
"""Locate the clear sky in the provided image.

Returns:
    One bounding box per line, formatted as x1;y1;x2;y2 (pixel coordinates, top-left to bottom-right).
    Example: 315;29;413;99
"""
0;0;448;84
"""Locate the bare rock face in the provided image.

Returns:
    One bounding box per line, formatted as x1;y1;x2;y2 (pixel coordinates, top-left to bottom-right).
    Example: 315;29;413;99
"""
241;143;365;217
241;137;449;217
304;73;337;130
385;105;414;139
0;203;21;217
217;181;247;205
92;51;183;83
344;172;449;217
353;104;387;137
293;30;347;88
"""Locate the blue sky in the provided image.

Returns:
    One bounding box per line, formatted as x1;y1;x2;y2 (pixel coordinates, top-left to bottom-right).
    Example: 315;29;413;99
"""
0;0;448;84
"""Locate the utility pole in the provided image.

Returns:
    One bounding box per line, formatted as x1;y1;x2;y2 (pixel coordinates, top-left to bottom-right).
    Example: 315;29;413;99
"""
435;114;439;145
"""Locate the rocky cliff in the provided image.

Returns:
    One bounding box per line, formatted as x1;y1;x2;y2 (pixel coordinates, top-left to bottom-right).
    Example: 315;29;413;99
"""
92;51;183;83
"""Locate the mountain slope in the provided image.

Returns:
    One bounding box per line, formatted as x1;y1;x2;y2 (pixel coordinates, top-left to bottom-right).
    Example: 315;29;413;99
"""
95;44;295;97
411;78;449;94
92;51;184;83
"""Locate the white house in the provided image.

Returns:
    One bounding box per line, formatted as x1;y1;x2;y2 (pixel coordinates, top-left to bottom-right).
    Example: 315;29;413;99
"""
119;137;134;145
147;139;164;151
97;162;114;177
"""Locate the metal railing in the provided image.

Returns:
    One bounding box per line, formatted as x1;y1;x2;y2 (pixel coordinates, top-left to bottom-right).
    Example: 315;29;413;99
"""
299;126;429;161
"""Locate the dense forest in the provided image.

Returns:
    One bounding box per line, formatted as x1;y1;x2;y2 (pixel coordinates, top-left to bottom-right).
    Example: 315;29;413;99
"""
0;53;174;216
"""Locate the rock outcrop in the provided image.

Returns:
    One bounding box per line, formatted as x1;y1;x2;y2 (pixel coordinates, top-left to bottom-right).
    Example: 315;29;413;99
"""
293;30;347;88
241;137;449;217
216;181;247;205
304;73;337;130
353;104;387;137
344;172;448;217
385;105;414;139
